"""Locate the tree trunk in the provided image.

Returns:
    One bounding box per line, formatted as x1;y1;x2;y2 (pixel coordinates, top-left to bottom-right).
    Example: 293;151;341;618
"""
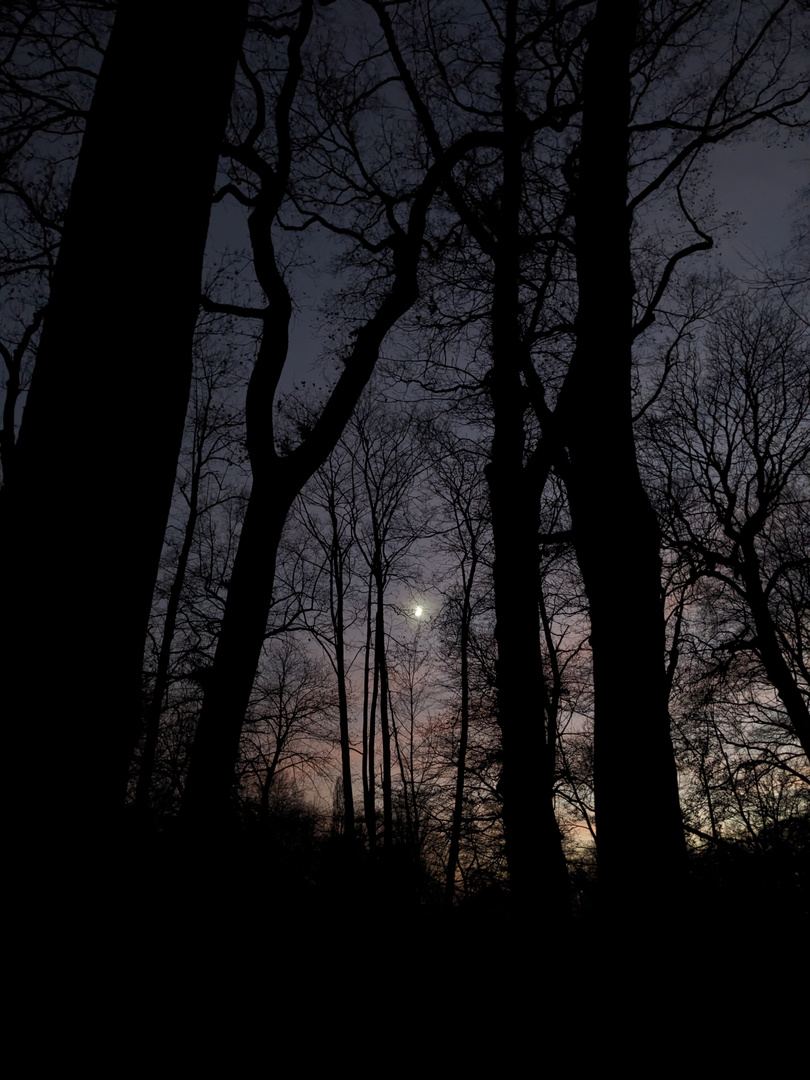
445;566;474;903
362;574;378;849
375;567;394;850
485;0;571;923
181;473;296;827
2;0;248;840
135;465;201;817
559;0;686;920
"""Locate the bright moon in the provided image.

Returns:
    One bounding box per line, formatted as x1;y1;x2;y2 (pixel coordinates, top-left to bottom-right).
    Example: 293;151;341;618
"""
414;606;423;618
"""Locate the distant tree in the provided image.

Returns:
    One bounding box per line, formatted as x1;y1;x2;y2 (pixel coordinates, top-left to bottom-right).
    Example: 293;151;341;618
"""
239;635;338;824
292;439;360;844
135;338;248;816
345;394;430;851
646;290;810;763
421;421;492;902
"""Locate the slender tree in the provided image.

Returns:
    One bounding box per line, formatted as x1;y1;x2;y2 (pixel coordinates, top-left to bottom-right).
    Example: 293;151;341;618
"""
425;427;491;902
348;394;428;850
292;442;360;843
135;342;247;816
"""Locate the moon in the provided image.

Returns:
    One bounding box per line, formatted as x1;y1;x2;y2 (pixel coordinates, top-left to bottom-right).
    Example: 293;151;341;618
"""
414;605;423;618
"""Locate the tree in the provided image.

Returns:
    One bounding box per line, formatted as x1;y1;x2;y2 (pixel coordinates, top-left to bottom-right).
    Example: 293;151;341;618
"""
0;2;110;485
346;393;430;851
135;336;248;817
295;388;432;852
552;0;689;916
419;418;495;901
369;0;808;922
554;0;808;919
369;0;581;920
646;289;810;763
239;635;338;824
181;3;496;829
1;1;249;852
292;440;360;844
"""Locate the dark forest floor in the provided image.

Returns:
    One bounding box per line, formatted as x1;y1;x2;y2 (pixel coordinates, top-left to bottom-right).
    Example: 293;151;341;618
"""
15;815;807;1062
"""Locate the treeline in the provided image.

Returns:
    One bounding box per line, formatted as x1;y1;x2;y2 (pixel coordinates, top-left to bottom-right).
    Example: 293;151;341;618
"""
1;0;807;930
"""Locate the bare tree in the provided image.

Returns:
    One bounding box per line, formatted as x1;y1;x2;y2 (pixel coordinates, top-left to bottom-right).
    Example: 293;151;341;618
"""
1;1;249;850
239;635;338;823
421;420;492;901
291;432;362;843
342;391;430;850
135;337;248;816
181;2;496;829
367;0;808;922
647;289;810;763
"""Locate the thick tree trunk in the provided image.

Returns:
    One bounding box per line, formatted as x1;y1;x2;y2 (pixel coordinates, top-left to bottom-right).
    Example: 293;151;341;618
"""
559;0;686;919
2;1;247;839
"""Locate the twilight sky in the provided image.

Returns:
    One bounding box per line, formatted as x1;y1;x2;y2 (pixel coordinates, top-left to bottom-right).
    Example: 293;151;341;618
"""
710;140;808;271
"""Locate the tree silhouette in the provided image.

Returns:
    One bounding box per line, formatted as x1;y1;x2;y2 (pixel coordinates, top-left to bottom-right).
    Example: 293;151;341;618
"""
3;1;807;942
181;3;504;829
2;1;249;859
648;289;810;763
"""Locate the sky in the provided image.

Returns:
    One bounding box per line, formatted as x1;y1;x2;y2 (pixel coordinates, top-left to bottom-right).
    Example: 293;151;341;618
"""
710;140;808;273
201;132;809;413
